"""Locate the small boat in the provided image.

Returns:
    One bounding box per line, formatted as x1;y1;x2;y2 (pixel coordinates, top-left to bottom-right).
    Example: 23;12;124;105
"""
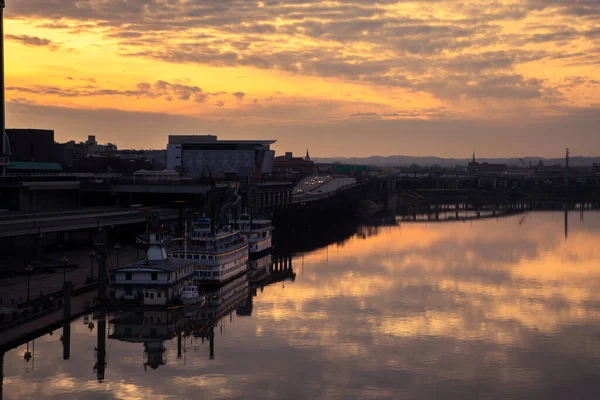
179;285;206;306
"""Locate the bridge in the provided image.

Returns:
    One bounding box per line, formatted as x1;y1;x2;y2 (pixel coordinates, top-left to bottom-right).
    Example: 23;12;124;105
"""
292;175;358;204
0;207;180;238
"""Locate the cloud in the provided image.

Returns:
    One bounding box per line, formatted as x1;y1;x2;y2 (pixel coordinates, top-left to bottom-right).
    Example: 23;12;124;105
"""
6;79;227;105
4;0;600;150
351;108;452;120
350;112;379;119
193;93;209;103
6;100;600;158
5;34;61;50
232;92;246;101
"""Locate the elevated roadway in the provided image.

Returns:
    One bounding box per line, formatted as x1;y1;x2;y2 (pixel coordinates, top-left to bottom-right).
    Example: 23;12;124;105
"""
0;207;179;238
292;175;357;204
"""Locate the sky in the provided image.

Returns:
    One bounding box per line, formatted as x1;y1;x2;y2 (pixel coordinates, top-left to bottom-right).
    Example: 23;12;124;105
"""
3;0;600;158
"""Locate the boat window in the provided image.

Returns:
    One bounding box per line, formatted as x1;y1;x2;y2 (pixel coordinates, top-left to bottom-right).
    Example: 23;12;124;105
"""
125;272;132;281
157;292;162;298
145;291;149;298
151;273;158;281
150;293;154;299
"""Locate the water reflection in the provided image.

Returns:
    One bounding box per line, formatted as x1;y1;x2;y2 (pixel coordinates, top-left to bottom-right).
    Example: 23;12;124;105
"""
3;210;600;399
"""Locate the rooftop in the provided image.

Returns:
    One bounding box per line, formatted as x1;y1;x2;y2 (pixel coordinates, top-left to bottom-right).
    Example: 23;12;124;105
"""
113;257;194;273
8;161;63;171
189;139;276;146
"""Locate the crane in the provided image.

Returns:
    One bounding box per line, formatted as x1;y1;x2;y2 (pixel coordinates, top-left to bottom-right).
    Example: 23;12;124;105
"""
519;158;533;177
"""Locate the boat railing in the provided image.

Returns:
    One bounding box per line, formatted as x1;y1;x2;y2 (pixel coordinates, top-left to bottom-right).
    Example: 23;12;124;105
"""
168;241;247;254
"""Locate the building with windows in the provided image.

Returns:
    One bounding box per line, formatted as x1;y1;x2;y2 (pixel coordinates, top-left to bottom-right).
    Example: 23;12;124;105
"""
85;135;118;157
115;149;167;169
272;151;315;181
166;135;276;178
111;227;194;305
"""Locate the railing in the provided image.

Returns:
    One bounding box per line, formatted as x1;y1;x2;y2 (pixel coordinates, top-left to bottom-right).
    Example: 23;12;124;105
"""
168;243;248;256
4;172;122;178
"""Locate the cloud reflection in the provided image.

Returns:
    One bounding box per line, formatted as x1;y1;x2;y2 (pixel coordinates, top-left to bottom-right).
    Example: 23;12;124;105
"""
4;211;600;399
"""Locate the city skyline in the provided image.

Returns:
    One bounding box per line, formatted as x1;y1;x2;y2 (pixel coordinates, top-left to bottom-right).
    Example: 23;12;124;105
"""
3;1;600;158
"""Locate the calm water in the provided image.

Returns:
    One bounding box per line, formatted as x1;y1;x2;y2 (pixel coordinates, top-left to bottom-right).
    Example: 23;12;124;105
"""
4;210;600;399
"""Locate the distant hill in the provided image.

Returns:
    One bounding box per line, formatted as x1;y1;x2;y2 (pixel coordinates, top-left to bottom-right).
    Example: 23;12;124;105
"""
318;155;600;167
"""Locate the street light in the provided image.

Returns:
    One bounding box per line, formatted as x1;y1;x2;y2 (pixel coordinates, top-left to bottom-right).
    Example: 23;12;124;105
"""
60;256;68;285
25;264;33;301
114;243;121;266
89;249;96;280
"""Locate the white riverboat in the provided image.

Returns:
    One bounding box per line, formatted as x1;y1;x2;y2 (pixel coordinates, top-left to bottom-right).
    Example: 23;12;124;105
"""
231;213;273;254
168;216;249;285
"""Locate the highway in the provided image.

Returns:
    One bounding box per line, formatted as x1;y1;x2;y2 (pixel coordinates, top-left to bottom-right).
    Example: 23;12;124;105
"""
0;207;179;238
292;175;357;204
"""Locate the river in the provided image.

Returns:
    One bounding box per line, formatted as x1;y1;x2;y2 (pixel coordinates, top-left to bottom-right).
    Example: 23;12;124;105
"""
3;209;600;399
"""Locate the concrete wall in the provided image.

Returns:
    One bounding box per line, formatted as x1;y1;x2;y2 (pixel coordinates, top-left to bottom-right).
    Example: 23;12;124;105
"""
166;144;182;170
18;186;80;212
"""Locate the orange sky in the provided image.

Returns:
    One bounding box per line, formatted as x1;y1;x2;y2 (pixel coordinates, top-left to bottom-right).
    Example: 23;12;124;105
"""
3;1;600;157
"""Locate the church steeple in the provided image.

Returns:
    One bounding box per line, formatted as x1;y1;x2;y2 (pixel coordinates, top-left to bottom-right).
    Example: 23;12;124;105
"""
305;148;310;161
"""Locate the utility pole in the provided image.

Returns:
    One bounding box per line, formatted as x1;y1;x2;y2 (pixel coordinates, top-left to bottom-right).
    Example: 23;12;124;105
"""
564;148;569;188
0;0;9;177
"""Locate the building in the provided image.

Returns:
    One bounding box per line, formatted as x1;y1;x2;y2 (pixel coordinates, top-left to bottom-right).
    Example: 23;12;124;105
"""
111;226;195;305
467;153;507;173
86;134;117;157
55;135;118;167
167;135;276;178
168;134;217;145
115;149;167;169
109;309;195;370
55;140;86;166
243;181;294;213
5;129;55;162
85;135;118;156
272;151;315;181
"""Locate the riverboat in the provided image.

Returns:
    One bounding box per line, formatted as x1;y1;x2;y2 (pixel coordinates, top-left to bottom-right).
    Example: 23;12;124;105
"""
168;216;249;285
231;212;273;254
